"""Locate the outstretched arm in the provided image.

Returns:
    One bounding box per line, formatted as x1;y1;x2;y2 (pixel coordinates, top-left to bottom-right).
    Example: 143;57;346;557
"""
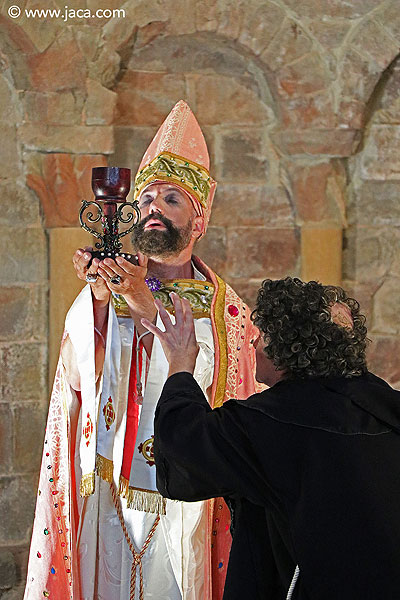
153;372;268;504
141;294;267;504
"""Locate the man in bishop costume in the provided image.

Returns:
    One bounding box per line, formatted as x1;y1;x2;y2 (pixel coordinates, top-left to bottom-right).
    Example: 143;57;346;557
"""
24;101;262;600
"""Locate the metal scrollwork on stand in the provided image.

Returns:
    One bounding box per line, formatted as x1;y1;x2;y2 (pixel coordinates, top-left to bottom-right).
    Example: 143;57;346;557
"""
79;167;141;264
79;200;103;242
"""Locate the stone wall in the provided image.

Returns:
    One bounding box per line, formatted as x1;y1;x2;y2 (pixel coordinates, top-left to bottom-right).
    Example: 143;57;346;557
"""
0;65;47;597
0;0;400;595
345;52;400;388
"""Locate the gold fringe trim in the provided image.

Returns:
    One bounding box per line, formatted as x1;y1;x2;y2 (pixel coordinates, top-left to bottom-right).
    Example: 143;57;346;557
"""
80;472;95;497
94;461;166;514
126;487;166;515
119;475;166;514
96;453;114;483
118;474;130;497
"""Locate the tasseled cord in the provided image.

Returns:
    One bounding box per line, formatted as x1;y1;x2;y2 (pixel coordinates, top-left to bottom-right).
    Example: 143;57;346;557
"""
110;330;156;599
110;481;160;600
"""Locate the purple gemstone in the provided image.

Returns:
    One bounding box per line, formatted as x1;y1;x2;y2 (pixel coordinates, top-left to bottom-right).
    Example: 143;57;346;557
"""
145;277;162;292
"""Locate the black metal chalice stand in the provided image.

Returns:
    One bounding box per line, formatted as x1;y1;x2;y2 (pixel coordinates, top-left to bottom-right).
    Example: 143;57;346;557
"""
79;167;141;280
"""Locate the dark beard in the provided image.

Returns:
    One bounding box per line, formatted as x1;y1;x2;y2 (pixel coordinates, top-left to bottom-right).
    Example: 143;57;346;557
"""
131;213;193;257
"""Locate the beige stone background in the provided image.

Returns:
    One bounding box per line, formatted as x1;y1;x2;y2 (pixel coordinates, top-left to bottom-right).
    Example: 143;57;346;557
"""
1;0;400;595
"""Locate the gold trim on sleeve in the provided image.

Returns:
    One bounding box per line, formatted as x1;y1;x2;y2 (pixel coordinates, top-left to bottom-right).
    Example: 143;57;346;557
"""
212;275;228;408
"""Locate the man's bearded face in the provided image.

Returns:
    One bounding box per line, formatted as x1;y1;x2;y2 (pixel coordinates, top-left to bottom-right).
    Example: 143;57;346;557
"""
132;212;193;258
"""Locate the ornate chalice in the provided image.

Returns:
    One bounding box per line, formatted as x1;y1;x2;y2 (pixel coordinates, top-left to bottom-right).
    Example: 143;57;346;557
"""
79;167;141;272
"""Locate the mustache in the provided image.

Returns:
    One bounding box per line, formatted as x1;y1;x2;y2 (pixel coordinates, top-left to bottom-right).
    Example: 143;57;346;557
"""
140;213;174;230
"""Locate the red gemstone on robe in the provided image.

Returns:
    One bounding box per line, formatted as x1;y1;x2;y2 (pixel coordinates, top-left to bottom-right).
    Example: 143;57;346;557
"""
227;304;239;317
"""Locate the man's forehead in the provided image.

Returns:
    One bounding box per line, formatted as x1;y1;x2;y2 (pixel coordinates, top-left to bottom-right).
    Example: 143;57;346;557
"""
141;182;184;194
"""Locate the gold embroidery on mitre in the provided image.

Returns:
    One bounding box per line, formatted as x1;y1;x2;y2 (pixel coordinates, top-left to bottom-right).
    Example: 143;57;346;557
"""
113;279;214;319
134;151;212;209
103;396;115;431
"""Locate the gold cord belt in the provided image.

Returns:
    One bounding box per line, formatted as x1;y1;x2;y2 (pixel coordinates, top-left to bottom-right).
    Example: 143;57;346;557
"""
109;481;160;600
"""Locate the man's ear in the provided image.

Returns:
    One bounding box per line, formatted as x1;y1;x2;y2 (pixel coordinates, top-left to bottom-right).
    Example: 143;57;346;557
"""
192;215;205;240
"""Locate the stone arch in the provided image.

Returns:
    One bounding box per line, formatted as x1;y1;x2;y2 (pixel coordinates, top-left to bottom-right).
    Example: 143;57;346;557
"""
0;15;118;380
108;28;299;302
336;3;400;131
0;14;116;231
344;50;400;387
99;0;400;297
100;0;400;136
1;2;400;594
101;0;333;131
0;0;398;338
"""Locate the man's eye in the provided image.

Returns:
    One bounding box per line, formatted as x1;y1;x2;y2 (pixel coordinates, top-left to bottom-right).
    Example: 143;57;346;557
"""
140;196;152;206
165;194;178;204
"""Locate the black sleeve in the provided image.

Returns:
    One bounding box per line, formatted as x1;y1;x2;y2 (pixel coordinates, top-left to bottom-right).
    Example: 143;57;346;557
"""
154;371;268;505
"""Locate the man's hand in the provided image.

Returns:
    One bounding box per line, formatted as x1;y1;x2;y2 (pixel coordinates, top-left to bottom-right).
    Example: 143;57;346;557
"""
141;292;199;377
72;247;110;305
97;253;157;320
97;252;148;299
98;253;156;355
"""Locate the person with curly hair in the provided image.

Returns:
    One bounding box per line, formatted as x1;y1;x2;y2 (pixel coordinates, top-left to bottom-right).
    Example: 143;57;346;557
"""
252;277;368;382
142;278;400;600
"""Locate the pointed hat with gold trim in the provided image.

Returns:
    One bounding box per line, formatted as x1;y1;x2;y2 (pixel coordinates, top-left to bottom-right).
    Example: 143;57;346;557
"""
134;100;216;235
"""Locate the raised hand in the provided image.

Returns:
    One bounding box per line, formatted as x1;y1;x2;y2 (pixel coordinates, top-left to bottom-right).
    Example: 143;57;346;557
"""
141;292;199;376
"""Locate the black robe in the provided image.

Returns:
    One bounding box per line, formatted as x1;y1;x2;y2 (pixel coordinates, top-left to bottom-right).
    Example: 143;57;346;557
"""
154;371;400;600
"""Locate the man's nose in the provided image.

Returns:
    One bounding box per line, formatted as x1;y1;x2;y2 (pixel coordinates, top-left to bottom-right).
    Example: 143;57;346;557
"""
149;195;164;214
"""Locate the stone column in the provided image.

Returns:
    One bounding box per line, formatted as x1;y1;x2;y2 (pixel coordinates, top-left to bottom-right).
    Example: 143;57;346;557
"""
48;228;92;381
287;158;348;286
301;227;342;285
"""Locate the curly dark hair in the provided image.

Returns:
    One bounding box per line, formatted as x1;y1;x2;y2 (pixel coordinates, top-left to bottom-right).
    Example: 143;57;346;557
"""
251;277;368;379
